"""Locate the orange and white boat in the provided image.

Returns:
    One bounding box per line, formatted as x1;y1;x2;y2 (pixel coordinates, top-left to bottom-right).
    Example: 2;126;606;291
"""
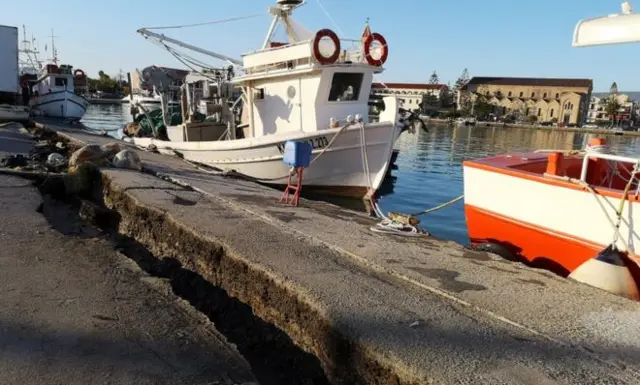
463;1;640;300
464;139;640;296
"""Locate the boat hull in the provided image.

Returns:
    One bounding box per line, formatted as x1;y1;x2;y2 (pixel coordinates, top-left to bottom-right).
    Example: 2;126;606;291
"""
31;90;89;120
130;122;401;198
463;162;640;278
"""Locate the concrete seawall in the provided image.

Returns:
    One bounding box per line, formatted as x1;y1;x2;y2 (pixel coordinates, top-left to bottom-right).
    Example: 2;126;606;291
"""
22;120;640;384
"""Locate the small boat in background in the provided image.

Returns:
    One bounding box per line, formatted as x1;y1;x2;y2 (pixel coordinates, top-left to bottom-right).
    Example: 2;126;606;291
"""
26;63;90;120
19;27;89;121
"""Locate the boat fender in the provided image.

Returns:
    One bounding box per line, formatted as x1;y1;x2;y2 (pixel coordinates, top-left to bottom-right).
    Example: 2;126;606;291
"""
364;32;389;66
569;245;639;300
74;69;86;78
312;29;341;65
472;242;517;261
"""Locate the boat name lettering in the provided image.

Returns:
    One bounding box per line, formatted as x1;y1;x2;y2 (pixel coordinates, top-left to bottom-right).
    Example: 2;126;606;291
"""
276;136;329;154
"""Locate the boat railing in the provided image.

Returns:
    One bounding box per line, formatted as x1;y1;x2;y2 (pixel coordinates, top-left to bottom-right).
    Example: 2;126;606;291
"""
243;37;374;75
580;151;640;182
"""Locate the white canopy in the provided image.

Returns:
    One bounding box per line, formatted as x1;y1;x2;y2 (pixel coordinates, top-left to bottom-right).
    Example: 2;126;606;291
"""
573;2;640;47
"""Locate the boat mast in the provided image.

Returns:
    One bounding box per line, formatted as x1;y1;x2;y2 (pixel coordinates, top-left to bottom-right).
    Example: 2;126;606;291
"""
262;0;306;49
19;25;41;71
136;28;243;66
49;28;58;65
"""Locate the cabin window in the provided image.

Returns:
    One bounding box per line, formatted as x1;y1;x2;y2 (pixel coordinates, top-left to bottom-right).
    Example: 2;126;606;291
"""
54;77;67;87
328;72;364;102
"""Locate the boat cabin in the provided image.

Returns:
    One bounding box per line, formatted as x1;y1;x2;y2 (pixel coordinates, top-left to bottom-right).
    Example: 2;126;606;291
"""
233;2;390;139
32;63;85;96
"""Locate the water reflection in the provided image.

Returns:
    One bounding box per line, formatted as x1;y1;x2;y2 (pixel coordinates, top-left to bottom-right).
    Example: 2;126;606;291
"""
82;104;640;246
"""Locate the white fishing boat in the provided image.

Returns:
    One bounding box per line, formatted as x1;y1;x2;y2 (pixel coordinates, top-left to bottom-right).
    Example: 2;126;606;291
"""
20;29;89;120
27;63;90;120
125;0;413;198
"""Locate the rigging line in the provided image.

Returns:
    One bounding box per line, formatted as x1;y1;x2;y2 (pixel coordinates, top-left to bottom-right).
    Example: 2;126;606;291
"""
163;44;223;75
143;13;265;30
162;43;224;82
315;0;344;37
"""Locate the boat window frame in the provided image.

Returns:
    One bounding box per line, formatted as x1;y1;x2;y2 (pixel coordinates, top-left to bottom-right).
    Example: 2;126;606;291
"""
54;76;68;88
327;72;364;103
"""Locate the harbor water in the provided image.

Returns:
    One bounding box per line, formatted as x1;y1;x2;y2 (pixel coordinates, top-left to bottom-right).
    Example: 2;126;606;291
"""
82;104;640;245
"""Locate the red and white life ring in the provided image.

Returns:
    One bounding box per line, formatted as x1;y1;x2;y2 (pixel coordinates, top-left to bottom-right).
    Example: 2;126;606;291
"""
74;68;86;78
312;28;341;65
364;32;388;67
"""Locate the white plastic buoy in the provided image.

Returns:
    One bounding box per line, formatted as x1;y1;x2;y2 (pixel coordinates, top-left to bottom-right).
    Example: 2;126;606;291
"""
569;246;639;300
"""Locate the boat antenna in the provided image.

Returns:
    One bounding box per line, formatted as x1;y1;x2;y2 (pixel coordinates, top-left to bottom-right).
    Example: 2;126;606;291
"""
49;28;59;65
262;0;307;49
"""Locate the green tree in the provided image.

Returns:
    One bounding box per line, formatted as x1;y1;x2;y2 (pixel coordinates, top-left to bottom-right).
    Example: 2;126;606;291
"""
606;96;622;125
86;70;127;93
440;89;455;108
453;68;470;91
429;71;439;85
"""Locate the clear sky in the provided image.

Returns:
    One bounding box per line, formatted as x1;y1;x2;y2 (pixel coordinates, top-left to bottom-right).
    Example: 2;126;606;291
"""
1;0;637;91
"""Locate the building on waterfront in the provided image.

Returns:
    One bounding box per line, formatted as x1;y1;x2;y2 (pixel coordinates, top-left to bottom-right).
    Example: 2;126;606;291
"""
370;82;448;111
458;77;593;126
587;83;637;126
130;66;190;94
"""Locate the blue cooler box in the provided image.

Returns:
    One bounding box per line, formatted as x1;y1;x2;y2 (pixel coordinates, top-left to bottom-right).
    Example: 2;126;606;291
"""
282;140;312;168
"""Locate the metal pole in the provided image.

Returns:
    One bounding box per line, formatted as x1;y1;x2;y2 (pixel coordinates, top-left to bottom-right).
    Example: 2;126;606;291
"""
127;72;137;119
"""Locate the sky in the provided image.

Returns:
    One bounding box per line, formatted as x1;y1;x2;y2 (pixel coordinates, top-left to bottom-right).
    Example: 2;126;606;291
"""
1;0;638;91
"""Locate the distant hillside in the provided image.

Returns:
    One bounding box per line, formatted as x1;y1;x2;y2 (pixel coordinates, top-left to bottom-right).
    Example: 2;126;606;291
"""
593;91;640;101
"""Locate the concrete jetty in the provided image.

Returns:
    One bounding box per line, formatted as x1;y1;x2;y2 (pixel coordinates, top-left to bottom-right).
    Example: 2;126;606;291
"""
7;119;640;384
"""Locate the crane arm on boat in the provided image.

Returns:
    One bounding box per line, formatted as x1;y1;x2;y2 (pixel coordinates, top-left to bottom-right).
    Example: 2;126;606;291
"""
137;28;243;67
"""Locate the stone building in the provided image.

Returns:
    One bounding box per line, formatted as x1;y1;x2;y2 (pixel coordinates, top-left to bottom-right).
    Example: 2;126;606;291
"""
370;82;448;110
459;77;593;126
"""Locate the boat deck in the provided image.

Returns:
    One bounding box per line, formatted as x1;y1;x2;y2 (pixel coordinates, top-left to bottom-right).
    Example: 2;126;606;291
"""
26;118;640;384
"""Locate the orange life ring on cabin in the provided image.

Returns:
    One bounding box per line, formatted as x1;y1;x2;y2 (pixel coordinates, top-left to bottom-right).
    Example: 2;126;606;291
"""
74;69;86;78
364;32;388;67
312;29;341;65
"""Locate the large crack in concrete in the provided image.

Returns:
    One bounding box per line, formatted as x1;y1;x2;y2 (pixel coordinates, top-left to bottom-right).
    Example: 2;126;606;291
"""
94;173;416;385
24;143;421;384
34;189;330;385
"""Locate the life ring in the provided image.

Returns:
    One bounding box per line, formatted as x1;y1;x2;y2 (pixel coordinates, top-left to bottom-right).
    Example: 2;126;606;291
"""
312;29;341;65
364;32;388;67
74;69;86;78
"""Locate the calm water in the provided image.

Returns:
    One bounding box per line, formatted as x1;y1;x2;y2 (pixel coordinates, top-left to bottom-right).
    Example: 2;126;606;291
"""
81;104;640;245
